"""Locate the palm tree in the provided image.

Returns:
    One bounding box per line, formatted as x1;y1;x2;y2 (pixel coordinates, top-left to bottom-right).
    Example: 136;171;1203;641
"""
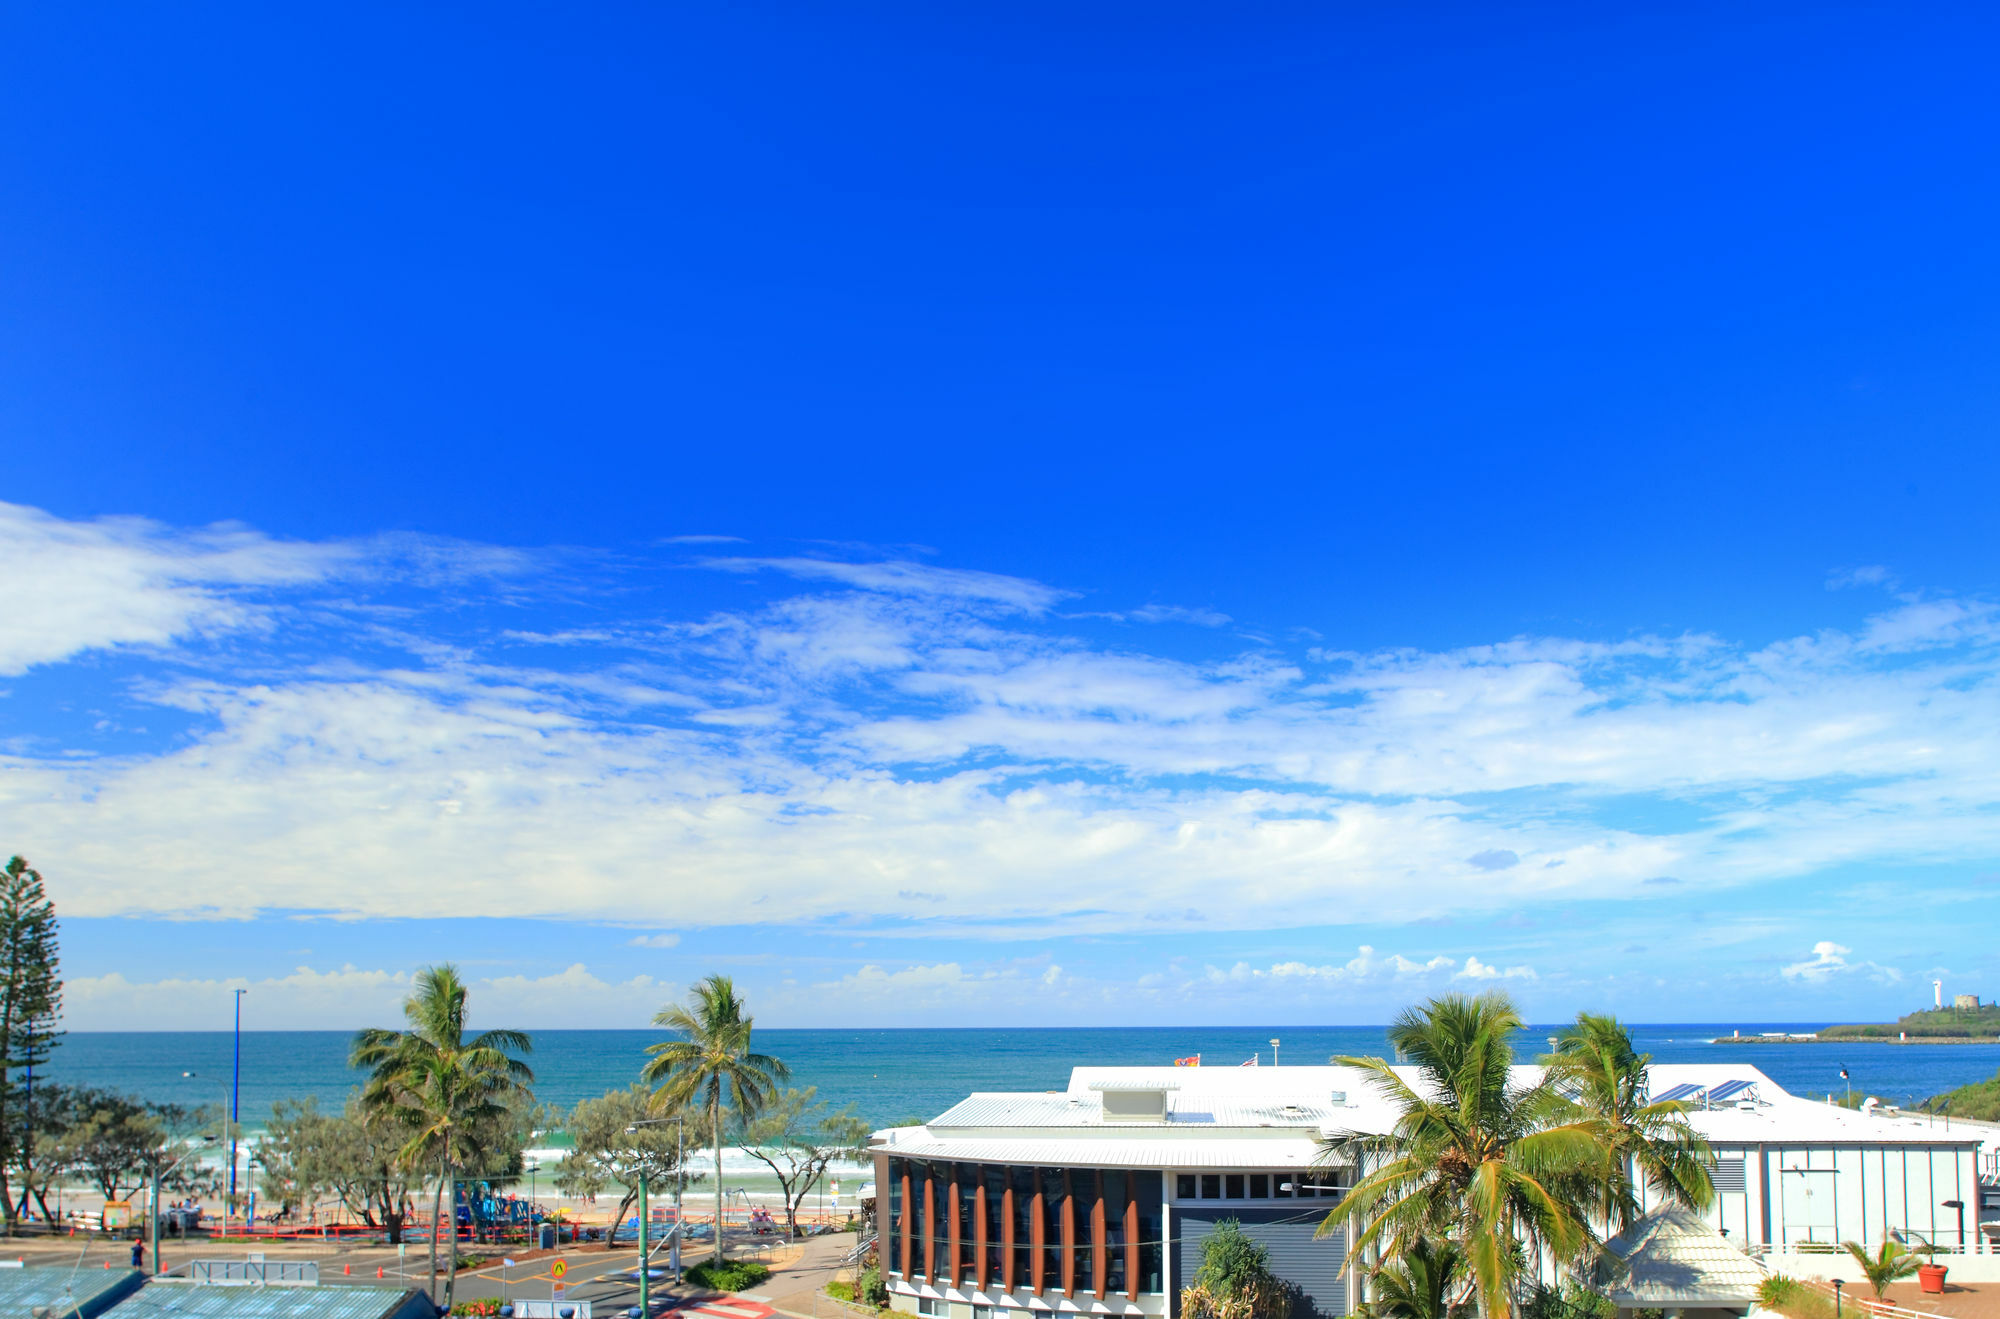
1540;1013;1714;1231
1842;1240;1919;1298
351;964;533;1306
1362;1238;1466;1319
641;974;789;1261
1317;993;1603;1319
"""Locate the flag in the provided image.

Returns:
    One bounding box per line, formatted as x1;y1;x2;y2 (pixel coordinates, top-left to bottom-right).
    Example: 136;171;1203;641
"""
1241;1055;1259;1066
1174;1054;1201;1067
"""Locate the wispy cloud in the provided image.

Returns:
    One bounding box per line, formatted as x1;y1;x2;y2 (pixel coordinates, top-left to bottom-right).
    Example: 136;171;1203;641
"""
5;503;2000;966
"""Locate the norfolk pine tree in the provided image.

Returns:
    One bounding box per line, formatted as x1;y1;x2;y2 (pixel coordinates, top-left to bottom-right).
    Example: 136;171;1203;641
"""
0;857;62;1234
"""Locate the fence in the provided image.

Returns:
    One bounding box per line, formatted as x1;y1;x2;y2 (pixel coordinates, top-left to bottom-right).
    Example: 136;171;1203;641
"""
187;1259;322;1286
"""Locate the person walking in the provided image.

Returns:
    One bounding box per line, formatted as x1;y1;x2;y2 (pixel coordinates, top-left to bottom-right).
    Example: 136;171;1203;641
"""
131;1239;145;1271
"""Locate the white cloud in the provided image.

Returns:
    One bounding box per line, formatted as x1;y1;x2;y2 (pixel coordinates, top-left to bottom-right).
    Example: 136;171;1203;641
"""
1455;956;1537;982
627;933;683;949
63;962;668;1030
701;557;1067;613
1127;604;1232;627
7;504;2000;945
1779;940;1901;985
0;502;353;674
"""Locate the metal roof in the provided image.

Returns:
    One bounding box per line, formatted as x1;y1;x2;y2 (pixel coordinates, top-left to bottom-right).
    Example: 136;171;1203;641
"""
0;1265;144;1319
876;1133;1329;1168
1599;1206;1767;1306
1086;1081;1179;1093
111;1281;425;1319
927;1090;1345;1133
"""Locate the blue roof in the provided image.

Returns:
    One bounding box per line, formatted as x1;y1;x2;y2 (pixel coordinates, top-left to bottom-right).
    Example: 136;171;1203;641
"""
108;1281;428;1319
0;1265;145;1319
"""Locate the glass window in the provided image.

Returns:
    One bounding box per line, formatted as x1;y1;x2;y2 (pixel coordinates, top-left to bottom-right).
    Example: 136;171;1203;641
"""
985;1165;1008;1288
1070;1169;1096;1294
1248;1174;1269;1198
1274;1176;1292;1198
918;1299;941;1317
1224;1174;1245;1200
1011;1167;1036;1289
1200;1174;1221;1199
1133;1171;1164;1295
1040;1167;1066;1290
975;1308;993;1319
1176;1174;1196;1200
1101;1170;1127;1296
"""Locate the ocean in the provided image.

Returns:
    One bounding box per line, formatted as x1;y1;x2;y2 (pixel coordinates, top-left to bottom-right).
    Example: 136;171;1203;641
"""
39;1023;2000;1131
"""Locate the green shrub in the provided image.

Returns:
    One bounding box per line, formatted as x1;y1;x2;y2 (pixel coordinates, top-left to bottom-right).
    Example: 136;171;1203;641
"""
858;1265;889;1307
450;1301;502;1317
687;1259;773;1292
1757;1275;1835;1319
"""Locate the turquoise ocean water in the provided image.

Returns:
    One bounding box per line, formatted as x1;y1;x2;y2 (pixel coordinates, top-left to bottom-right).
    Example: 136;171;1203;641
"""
39;1025;2000;1132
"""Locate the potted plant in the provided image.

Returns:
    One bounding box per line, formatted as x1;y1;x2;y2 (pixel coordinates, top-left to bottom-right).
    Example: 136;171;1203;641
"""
1842;1240;1921;1307
1907;1236;1948;1294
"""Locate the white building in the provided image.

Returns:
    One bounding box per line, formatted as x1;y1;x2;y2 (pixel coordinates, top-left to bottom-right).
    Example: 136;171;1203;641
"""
869;1063;1998;1319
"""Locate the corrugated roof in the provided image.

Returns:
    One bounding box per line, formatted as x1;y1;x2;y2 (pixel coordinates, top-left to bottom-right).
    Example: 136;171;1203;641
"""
0;1265;144;1319
876;1134;1328;1168
926;1091;1347;1132
112;1281;421;1319
1600;1205;1767;1306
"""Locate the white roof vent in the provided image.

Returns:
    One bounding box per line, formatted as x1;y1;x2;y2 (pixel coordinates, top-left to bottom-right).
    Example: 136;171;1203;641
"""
1087;1081;1176;1124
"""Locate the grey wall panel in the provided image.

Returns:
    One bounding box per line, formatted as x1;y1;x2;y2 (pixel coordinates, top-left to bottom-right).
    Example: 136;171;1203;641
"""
1175;1204;1348;1319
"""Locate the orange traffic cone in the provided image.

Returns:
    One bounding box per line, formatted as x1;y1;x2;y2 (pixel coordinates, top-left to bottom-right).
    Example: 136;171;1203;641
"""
345;1264;352;1275
377;1267;384;1279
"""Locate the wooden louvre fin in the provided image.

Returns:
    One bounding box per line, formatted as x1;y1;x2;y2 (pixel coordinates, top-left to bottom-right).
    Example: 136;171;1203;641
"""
901;1169;914;1280
947;1177;961;1286
923;1175;936;1282
1029;1189;1045;1293
973;1174;988;1288
1002;1186;1016;1292
1124;1189;1140;1302
1090;1189;1107;1298
1060;1189;1075;1298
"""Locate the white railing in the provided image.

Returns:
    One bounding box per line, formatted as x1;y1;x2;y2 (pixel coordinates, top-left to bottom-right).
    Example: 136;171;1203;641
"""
188;1259;321;1286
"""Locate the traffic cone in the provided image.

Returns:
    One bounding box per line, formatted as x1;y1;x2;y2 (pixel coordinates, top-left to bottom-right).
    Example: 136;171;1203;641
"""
377;1267;385;1279
345;1264;352;1275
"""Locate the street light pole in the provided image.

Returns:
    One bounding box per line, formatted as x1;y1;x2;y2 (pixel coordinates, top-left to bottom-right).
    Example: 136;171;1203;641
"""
626;1116;688;1302
183;1072;232;1227
230;989;246;1209
151;1137;219;1276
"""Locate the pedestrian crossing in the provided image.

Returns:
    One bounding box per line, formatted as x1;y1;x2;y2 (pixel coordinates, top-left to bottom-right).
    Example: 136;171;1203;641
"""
673;1299;774;1319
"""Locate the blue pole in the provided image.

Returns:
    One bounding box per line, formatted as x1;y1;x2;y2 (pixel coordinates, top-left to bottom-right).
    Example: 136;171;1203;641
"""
229;989;244;1206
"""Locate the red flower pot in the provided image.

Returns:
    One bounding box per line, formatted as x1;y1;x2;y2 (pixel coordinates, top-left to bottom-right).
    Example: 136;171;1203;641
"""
1918;1263;1948;1294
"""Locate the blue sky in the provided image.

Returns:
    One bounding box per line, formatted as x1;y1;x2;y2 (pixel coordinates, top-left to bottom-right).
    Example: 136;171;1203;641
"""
3;3;1999;1028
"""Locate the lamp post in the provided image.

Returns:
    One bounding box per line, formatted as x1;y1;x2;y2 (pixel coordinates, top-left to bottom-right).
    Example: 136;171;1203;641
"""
625;1117;688;1313
1832;1278;1844;1319
1840;1067;1851;1103
229;990;246;1208
182;1072;233;1224
151;1136;219;1276
1943;1199;1965;1249
1269;1038;1280;1067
